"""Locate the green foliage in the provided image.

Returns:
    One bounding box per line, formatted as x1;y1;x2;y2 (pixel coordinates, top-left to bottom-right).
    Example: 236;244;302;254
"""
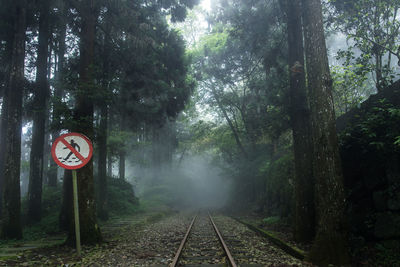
176;1;292;215
17;178;139;241
327;0;400;90
374;241;400;266
262;216;281;225
107;130;133;155
107;178;139;217
137;185;174;210
21;186;62;240
331;65;373;116
22;213;59;241
394;136;400;146
259;152;294;217
196;29;229;55
140;180;192;211
339;100;400;158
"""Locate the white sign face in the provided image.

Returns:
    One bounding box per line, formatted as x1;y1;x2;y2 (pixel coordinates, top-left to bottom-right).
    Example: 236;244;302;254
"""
51;132;93;170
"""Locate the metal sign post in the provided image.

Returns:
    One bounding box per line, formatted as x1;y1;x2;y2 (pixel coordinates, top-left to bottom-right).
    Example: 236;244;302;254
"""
72;170;81;256
51;132;93;256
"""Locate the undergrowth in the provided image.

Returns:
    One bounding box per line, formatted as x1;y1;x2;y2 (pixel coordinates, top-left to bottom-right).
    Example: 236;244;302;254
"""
107;177;140;218
262;216;281;225
21;186;62;240
3;176;141;244
139;185;180;212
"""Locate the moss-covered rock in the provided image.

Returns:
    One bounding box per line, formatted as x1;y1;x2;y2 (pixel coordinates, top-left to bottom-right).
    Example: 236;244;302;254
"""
337;80;400;264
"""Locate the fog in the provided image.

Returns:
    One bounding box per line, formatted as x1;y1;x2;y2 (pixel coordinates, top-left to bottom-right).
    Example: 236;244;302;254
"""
127;153;232;211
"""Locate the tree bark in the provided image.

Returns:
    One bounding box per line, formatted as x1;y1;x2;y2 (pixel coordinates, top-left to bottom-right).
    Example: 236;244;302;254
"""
27;0;50;223
49;0;67;187
151;122;161;182
0;102;6;219
119;113;126;180
97;104;108;219
0;32;14;219
107;148;113;177
119;150;126;180
282;0;315;243
301;0;349;264
97;8;111;220
1;0;26;239
65;0;102;245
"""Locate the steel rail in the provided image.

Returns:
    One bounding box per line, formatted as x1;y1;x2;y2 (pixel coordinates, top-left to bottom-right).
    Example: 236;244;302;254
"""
170;215;197;267
208;213;238;267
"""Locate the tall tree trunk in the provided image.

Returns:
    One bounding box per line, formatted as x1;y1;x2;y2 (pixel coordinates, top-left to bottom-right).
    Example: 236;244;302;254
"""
97;8;111;220
65;0;102;245
119;114;126;180
164;118;176;167
0;106;5;219
97;104;108;219
107;113;113;178
27;0;50;223
151;124;161;182
282;0;315;243
0;33;14;219
375;52;383;92
43;29;53;186
119;150;125;180
42;115;51;186
1;0;26;239
49;0;67;187
107;149;113;177
47;32;53;78
301;0;349;264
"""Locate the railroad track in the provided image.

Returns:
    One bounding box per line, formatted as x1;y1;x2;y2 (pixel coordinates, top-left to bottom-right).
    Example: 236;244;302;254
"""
170;213;237;267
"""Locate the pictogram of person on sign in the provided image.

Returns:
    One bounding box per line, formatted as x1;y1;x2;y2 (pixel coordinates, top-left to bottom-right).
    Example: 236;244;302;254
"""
62;139;80;163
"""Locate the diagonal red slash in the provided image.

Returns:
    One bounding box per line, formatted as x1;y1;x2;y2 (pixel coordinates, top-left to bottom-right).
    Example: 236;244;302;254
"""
60;138;86;163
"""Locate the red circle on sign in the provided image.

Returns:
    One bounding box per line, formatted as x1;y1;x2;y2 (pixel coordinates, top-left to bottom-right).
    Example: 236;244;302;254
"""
51;132;93;170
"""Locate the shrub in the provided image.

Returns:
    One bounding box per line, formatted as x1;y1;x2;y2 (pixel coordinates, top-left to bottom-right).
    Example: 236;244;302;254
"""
107;177;139;217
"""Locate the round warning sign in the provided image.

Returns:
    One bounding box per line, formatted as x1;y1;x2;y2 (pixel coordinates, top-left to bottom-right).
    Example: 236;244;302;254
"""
51;132;93;170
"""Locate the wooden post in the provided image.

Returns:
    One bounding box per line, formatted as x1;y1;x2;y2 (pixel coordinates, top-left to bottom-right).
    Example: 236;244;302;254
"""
72;170;81;256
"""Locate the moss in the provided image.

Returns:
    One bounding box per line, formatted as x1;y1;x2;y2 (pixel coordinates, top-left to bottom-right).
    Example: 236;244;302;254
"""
0;255;19;261
233;217;305;260
262;216;281;225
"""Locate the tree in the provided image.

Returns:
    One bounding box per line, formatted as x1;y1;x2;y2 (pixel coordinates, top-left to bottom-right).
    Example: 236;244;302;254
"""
56;0;196;235
189;1;292;205
27;0;50;223
48;0;68;187
1;0;27;239
281;0;315;243
328;0;400;92
331;64;372;116
301;0;349;264
0;0;18;220
96;7;112;219
67;0;102;245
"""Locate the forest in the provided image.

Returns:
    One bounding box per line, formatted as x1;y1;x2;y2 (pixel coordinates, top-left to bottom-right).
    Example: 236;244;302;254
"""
0;0;399;266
